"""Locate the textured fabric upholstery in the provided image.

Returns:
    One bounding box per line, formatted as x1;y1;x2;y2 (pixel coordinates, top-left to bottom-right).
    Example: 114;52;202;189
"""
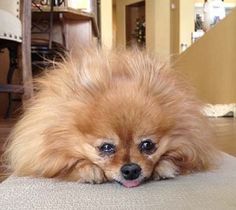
0;9;22;43
0;0;20;17
0;0;21;43
0;153;236;210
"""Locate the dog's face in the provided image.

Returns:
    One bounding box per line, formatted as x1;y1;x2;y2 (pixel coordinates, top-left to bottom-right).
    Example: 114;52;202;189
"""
74;81;173;187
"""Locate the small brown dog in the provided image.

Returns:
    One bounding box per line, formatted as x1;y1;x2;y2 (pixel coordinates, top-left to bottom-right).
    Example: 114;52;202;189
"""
4;48;218;188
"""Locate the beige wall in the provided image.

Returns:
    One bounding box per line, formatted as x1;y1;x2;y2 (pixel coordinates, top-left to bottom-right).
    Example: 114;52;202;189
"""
179;0;194;52
112;2;117;48
170;0;180;55
101;0;113;48
170;0;195;54
146;0;171;55
174;9;236;103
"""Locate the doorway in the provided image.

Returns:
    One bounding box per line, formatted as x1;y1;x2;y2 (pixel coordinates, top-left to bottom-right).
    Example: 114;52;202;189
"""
125;1;145;48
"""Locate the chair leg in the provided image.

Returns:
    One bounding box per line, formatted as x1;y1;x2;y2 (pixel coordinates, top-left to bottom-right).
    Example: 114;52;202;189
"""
4;48;18;119
21;0;33;103
4;94;12;119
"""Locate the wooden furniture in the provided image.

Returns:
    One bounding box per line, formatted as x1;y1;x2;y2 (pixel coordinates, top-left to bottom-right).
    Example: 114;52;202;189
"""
32;6;99;37
31;1;67;71
0;0;33;118
32;0;100;50
31;1;100;69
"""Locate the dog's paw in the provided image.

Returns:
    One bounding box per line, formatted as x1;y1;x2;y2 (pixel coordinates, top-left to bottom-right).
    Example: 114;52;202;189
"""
152;160;180;181
74;163;106;184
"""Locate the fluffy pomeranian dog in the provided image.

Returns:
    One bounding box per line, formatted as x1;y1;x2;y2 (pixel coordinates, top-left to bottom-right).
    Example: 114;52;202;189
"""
4;48;219;188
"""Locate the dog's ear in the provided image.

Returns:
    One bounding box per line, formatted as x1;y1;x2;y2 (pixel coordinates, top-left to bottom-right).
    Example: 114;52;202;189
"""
32;150;79;178
30;127;83;178
4;124;83;178
161;136;219;174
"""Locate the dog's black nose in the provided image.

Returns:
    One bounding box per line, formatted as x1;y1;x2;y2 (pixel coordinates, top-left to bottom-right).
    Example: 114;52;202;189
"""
121;163;141;180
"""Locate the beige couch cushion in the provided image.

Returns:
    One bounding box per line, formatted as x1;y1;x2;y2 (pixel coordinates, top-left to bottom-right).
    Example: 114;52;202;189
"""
0;153;236;210
0;9;22;43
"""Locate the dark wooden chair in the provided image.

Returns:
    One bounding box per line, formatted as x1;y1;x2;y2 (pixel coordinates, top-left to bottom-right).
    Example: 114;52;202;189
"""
0;0;33;118
31;1;67;75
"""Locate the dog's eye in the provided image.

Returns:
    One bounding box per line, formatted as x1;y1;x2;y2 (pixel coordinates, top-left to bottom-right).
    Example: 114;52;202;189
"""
139;139;156;155
99;143;116;155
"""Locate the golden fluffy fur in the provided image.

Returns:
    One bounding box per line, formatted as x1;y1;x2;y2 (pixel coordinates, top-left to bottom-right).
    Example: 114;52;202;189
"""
3;48;219;187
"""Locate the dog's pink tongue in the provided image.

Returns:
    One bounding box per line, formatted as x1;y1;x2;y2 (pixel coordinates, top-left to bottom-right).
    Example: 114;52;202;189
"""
122;180;140;188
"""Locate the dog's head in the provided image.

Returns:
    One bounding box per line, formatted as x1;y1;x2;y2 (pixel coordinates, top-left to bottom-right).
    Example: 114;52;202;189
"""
74;81;175;187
